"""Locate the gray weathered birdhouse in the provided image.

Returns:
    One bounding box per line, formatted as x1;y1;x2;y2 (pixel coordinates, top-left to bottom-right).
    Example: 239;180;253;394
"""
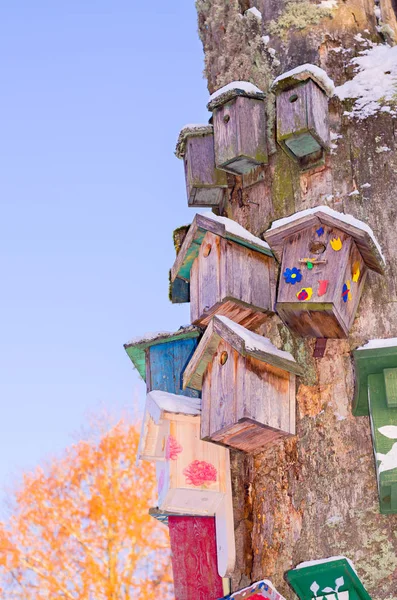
207;81;267;175
175;125;228;207
272;65;334;166
264;206;385;339
183;315;302;453
170;212;276;330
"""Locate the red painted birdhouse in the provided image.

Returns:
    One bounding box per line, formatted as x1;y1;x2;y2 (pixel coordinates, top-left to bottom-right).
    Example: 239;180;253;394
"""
183;315;302;453
264;206;385;338
170;212;276;330
175;124;228;207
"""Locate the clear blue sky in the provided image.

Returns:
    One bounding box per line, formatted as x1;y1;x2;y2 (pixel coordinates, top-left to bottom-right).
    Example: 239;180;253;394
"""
0;2;209;498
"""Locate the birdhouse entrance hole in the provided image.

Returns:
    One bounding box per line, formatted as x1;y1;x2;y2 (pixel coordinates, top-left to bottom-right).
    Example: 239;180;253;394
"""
309;240;327;254
220;351;228;365
289;93;298;103
203;244;212;258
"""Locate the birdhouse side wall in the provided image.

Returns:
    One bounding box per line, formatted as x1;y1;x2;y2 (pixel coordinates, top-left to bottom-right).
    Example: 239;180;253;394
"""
201;339;295;442
190;231;223;324
147;339;200;398
184;135;227;207
306;79;330;149
334;241;367;334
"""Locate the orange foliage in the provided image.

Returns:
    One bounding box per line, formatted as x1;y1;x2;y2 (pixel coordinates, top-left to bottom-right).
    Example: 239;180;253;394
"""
0;420;173;599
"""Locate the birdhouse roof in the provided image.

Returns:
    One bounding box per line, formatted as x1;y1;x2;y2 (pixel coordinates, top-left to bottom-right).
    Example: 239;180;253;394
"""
207;80;265;111
175;124;213;159
183;315;302;392
171;212;273;283
145;390;201;425
286;556;371;600
264;205;385;274
271;63;335;97
124;325;201;380
218;579;285;600
353;338;397;416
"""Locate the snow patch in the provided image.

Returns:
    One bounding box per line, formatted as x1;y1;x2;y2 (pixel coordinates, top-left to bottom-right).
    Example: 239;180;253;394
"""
217;315;297;365
349;190;360;196
361;183;371;188
356;338;397;351
335;44;397;119
207;81;264;110
267;205;385;262
319;0;338;7
262;35;270;45
272;63;335;96
375;145;391;153
200;211;271;252
147;390;201;424
245;7;262;21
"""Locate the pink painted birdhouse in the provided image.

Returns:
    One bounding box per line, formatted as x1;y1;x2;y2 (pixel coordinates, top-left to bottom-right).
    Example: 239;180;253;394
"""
138;390;229;516
183;315;302;453
207;81;268;175
175;124;228;208
264;206;385;338
170;212;276;331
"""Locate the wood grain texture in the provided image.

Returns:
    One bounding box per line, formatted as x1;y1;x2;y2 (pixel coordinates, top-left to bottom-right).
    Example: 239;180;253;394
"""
168;516;224;600
190;231;276;330
184;132;227;207
213;96;267;174
147;338;200;397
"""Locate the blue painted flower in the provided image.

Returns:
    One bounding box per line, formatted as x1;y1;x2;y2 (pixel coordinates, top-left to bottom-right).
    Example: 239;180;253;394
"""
316;226;325;236
283;267;302;284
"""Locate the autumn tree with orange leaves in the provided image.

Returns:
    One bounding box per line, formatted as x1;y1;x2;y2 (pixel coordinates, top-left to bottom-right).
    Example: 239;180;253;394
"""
0;420;173;599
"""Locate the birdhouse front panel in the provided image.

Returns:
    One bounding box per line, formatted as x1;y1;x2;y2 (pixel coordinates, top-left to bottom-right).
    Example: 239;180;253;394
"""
265;206;384;339
213;96;267;175
146;338;200;398
176;126;228;208
183;316;301;454
189;229;275;330
277;79;330;162
276;224;367;338
156;412;228;515
286;556;371;600
353;340;397;513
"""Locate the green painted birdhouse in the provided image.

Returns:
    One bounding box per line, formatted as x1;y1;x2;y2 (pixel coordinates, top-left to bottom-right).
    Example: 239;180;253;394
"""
272;65;334;169
207;81;267;175
353;339;397;514
285;556;371;600
170;212;276;331
264;206;385;339
124;326;201;397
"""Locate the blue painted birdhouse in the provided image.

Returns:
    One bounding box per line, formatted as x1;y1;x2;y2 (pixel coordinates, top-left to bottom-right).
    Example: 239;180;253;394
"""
124;325;201;397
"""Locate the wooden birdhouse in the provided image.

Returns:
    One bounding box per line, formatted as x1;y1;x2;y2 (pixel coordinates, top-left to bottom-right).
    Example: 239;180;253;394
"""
183;315;302;453
139;390;236;578
139;390;228;515
219;580;285;600
170;212;276;330
264;206;385;339
207;81;267;175
353;339;397;514
286;556;371;600
124;325;201;397
272;65;333;167
175;124;228;207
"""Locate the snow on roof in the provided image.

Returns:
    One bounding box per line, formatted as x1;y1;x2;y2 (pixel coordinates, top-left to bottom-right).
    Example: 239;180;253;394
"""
217;315;297;364
245;7;262;20
175;124;213;159
272;63;335;97
295;555;357;575
200;211;271;252
207;81;264;110
147;390;201;424
335;44;397;119
267;205;385;262
126;330;172;347
356;338;397;351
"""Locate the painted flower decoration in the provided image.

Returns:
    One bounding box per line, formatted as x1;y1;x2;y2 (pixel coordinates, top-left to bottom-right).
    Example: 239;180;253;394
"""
283;267;302;285
183;460;217;487
165;435;183;460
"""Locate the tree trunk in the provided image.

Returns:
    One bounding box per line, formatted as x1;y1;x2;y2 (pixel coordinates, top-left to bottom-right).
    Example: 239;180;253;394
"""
195;1;397;598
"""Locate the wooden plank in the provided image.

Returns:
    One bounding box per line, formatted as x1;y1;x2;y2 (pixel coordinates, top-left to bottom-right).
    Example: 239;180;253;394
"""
148;338;200;398
215;465;236;576
384;368;397;408
264;214;321;262
168;516;224;600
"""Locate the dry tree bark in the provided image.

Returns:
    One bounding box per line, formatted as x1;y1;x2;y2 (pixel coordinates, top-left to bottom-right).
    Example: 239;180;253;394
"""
195;1;397;598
